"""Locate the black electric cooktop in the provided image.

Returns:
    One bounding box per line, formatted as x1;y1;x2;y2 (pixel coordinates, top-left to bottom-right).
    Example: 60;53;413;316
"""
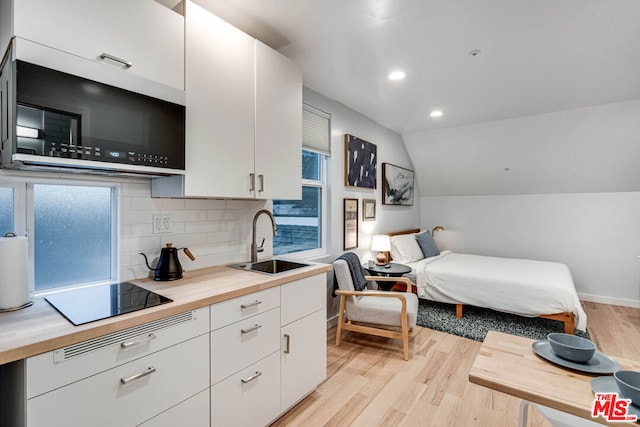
45;282;173;326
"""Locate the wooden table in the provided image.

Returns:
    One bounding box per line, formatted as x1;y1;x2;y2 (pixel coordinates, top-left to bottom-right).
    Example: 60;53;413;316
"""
469;331;640;425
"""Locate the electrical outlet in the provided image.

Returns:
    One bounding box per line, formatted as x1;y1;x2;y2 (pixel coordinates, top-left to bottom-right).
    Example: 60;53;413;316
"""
153;214;172;234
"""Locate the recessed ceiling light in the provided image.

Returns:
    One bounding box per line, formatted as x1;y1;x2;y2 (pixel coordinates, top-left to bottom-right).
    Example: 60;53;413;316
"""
388;70;406;81
430;110;443;118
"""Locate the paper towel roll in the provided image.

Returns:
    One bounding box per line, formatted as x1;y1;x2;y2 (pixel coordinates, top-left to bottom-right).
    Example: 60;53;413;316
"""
0;234;30;310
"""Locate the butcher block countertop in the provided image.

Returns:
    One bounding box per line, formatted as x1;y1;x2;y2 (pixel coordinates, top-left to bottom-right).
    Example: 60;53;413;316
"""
0;262;331;365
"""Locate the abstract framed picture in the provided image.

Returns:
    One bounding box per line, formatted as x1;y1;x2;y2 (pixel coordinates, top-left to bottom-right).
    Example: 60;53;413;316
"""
344;134;377;189
382;163;414;206
362;199;376;221
343;198;359;250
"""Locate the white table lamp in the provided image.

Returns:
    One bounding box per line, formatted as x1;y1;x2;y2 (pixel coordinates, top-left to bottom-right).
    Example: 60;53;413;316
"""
371;235;391;265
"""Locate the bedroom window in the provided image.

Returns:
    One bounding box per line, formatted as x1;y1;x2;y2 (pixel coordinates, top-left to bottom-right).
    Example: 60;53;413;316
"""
273;104;330;258
0;178;118;293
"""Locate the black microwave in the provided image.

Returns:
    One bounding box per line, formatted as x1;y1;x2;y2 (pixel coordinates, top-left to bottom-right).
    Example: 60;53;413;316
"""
1;60;185;175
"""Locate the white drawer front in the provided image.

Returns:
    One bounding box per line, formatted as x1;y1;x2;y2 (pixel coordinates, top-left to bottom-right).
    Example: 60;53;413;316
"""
27;307;209;399
280;274;326;326
138;389;210;427
27;333;209;427
211;308;280;384
211;351;280;427
210;287;279;331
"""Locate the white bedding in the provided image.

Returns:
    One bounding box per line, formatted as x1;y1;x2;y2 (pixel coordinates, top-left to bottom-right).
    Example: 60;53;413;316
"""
407;250;587;331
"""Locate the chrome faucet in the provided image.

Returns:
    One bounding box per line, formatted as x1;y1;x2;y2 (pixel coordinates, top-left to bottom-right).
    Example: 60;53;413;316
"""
251;209;278;262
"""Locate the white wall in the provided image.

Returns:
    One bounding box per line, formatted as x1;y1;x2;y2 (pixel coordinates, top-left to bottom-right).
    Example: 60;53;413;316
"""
304;87;420;261
121;180;272;282
303;87;420;320
422;193;640;307
408;100;640;307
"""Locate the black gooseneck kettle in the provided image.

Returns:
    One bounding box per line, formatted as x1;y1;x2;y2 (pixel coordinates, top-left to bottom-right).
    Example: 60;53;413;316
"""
140;243;195;281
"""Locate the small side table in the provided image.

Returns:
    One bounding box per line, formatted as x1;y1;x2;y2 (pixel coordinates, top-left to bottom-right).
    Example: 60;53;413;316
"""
363;262;412;291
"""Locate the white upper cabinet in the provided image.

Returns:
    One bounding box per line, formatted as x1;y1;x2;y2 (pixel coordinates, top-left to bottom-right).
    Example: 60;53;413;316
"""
8;0;184;92
255;41;302;200
152;1;302;199
181;0;255;198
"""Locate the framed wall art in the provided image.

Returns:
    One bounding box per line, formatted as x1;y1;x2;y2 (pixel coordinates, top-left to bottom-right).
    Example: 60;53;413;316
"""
362;199;376;221
382;163;414;206
343;198;359;250
344;134;377;189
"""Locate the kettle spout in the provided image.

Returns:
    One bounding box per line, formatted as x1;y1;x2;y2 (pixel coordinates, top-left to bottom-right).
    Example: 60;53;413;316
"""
139;252;156;271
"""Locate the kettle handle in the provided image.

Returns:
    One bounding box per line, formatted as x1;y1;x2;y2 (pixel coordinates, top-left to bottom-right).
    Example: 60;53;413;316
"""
183;248;196;261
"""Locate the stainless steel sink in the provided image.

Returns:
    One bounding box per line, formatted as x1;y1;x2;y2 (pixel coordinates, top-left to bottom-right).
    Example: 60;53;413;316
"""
231;259;311;275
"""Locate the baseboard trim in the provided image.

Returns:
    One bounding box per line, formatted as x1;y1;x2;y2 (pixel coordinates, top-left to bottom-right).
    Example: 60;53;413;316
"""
579;293;640;309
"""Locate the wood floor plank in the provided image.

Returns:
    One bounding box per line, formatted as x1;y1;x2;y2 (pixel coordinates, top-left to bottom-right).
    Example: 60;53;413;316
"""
271;301;639;426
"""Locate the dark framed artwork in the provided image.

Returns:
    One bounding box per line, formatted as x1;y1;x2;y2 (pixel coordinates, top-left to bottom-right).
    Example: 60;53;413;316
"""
382;163;415;206
343;198;359;250
362;199;376;221
344;134;377;189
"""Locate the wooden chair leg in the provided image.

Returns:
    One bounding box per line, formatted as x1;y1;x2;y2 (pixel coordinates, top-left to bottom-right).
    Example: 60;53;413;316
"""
336;295;347;346
401;310;409;361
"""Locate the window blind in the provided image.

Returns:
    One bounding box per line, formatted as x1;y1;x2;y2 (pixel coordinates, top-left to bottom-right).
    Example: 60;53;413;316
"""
302;104;331;155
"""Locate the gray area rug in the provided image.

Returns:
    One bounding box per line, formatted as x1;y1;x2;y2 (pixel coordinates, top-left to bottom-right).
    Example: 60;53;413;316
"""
416;299;590;342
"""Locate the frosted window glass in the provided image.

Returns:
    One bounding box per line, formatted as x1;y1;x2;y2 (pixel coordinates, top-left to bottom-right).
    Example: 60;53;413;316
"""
34;185;112;291
0;188;14;236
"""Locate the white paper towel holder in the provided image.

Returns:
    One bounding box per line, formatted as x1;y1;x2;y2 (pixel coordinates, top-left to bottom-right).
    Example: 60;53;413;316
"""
0;232;34;312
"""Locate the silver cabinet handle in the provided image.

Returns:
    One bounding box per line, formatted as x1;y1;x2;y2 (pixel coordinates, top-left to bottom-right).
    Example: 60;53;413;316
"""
241;324;262;334
241;300;261;309
284;333;291;354
120;333;156;349
258;174;264;193
241;371;262;384
120;366;156;385
98;52;133;69
249;173;255;192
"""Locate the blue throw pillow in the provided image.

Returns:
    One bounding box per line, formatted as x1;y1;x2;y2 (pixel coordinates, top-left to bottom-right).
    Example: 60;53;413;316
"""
415;231;440;258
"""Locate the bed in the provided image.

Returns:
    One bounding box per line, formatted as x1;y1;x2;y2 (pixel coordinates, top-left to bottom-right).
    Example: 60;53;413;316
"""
387;229;587;333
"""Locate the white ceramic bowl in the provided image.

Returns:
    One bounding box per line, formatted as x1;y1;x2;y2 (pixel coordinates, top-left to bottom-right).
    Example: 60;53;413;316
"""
547;333;596;363
614;370;640;407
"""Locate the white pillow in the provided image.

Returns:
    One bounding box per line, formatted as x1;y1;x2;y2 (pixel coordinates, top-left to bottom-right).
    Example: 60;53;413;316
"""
389;234;424;263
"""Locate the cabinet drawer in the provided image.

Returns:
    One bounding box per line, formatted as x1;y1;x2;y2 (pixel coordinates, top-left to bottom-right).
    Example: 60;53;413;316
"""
138;389;209;427
281;274;326;326
27;307;208;398
211;308;280;384
210;286;279;330
211;351;280;427
27;333;209;427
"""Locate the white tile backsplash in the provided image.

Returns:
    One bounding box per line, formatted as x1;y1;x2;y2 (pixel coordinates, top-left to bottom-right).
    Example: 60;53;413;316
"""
120;180;272;282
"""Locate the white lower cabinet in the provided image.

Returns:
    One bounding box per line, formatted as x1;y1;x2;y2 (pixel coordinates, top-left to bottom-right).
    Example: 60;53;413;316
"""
209;272;328;426
27;333;209;427
281;309;327;411
280;275;327;412
211;352;281;427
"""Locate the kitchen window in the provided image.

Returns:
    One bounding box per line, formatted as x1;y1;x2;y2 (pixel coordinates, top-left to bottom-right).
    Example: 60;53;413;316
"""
0;178;118;293
273;104;330;258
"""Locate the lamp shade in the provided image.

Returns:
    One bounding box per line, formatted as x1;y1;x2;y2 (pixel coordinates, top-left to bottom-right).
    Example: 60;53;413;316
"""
371;235;391;252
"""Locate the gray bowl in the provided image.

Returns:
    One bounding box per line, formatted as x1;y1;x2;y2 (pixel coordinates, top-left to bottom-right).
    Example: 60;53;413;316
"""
547;333;596;363
614;370;640;407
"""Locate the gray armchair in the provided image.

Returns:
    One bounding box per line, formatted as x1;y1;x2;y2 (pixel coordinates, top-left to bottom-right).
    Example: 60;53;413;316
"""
333;258;419;360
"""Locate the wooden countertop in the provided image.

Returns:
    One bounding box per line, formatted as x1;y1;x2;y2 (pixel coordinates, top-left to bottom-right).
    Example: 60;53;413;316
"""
469;331;640;425
0;262;331;365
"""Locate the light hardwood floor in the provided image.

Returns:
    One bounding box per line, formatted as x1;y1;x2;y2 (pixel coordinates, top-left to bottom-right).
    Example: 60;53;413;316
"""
272;301;640;426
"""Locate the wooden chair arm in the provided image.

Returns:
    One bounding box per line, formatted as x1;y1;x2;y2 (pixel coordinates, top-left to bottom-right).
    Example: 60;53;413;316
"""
364;276;414;293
